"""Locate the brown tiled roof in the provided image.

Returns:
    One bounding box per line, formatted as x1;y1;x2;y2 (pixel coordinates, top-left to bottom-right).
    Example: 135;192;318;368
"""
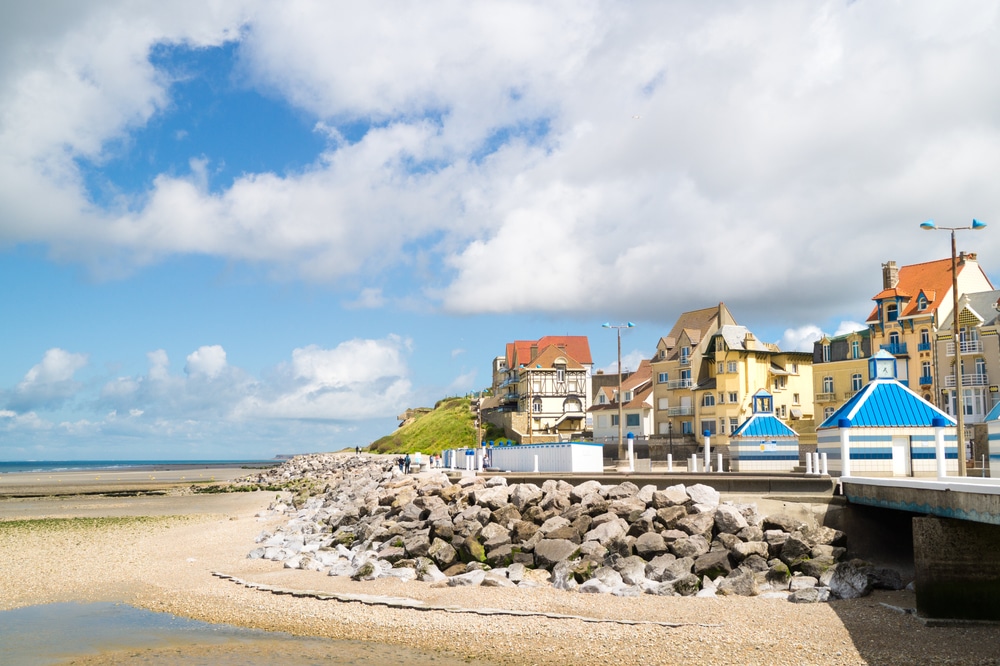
525;344;586;370
661;304;731;360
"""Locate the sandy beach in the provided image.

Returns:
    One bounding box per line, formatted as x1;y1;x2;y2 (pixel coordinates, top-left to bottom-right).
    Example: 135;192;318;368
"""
2;470;999;665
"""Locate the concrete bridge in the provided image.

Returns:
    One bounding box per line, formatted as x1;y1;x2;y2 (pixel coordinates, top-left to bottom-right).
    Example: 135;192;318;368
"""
841;475;1000;621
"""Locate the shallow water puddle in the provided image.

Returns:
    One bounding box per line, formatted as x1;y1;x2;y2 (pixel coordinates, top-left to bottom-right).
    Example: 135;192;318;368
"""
0;602;491;665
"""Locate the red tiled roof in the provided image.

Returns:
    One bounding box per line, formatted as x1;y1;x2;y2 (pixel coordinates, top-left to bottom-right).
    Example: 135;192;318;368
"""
867;257;969;322
506;335;592;368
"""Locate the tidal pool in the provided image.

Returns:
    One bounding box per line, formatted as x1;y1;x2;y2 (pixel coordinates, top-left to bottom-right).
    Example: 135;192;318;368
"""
0;602;491;665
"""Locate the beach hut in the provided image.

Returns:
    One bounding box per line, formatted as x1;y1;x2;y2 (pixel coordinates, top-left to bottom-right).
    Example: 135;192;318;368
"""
728;390;801;472
983;402;1000;474
816;350;957;477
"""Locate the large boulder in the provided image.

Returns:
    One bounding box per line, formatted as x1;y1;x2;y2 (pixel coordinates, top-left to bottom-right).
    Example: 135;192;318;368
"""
670;534;710;559
651;484;688;509
634;532;668;559
677;512;716;537
686;483;720;506
509;483;544;511
428;537;458;569
533;538;581;569
714;504;749;534
693;550;732;579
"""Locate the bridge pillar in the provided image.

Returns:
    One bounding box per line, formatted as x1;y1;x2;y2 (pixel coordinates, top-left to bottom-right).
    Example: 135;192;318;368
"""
913;516;1000;620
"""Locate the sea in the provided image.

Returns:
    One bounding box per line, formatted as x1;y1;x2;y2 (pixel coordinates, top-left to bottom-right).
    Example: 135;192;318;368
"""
0;459;280;474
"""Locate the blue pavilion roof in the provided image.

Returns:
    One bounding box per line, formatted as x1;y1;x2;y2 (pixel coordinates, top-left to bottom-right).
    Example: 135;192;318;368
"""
731;413;798;438
985;401;1000;422
818;378;954;429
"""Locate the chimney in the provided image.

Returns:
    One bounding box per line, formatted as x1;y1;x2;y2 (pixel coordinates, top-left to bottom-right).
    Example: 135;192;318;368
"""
882;261;899;289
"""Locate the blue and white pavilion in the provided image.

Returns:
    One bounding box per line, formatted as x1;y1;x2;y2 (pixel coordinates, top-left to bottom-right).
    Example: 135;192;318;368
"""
817;350;958;477
982;402;1000;473
729;390;800;472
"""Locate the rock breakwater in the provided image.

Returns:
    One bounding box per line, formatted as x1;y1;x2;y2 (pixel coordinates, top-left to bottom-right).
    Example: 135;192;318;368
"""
239;454;904;602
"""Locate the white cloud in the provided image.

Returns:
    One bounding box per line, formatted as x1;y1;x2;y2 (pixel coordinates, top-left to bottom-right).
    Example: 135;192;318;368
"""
834;321;868;337
7;348;89;411
3;2;1000;330
185;345;228;379
779;325;824;353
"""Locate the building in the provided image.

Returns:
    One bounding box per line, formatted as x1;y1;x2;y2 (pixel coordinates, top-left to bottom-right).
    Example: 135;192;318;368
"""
651;303;737;439
934;290;1000;425
590;359;654;441
817;351;957;477
867;255;992;405
813;329;872;424
651;303;813;454
486;336;593;442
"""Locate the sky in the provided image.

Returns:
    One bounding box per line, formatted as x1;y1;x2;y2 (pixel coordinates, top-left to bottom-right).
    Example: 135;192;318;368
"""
3;1;1000;460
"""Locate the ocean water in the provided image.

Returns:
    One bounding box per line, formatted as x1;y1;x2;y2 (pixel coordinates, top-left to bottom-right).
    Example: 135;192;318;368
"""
0;460;279;474
0;602;493;665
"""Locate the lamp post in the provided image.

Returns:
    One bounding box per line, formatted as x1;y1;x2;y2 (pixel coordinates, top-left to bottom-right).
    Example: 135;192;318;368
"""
603;322;635;463
920;218;987;477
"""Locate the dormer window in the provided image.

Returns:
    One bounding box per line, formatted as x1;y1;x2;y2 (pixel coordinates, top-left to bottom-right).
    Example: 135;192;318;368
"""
886;303;898;322
822;343;831;363
917;294;928;311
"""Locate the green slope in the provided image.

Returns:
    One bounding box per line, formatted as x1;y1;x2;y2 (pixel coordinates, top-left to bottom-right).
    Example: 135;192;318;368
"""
368;397;478;454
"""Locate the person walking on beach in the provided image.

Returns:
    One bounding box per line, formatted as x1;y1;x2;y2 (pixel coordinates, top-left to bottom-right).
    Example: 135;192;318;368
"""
403;453;411;474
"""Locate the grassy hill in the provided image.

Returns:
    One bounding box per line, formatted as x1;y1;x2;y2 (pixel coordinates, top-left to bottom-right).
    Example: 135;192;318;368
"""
368;397;478;454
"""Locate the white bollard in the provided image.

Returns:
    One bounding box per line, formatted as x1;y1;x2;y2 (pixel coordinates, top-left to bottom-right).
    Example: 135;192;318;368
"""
812;452;821;475
717;453;723;473
703;432;711;473
533;454;539;474
690;454;698;473
628;437;635;473
805;453;814;475
820;452;829;476
667;454;673;472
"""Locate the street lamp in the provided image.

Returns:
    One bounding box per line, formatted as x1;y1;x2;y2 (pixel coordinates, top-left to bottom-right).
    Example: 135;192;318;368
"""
603;321;635;464
920;218;987;477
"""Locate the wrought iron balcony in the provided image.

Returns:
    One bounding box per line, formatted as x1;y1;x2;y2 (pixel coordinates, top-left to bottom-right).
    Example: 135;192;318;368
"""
918;375;933;386
918;342;932;351
880;342;908;355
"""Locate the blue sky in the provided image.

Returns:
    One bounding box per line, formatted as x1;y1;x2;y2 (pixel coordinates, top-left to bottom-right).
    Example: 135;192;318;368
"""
3;1;1000;460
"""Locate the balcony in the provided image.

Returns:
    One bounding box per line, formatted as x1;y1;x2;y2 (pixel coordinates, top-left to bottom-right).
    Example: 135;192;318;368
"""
944;373;989;388
679;356;691;366
918;375;933;386
816;392;836;402
880;342;908;355
666;406;694;416
918;342;932;352
843;390;859;400
947;340;984;356
666;378;693;389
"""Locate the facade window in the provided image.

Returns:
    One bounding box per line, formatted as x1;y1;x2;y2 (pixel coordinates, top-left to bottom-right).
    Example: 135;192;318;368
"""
623;391;633;402
626;413;640;427
852;373;863;391
886;303;898;322
719;418;726;434
680;346;690;363
778;405;786;418
921;329;930;345
702;393;715;407
823;376;834;393
717;362;724;374
556;367;565;382
658;397;669;409
598;393;607;404
564;398;582;412
774;376;786;390
790;363;798;374
793;393;800;405
727;361;738;373
976;357;987;378
730;417;739;432
718;392;725;404
822;344;831;362
701;420;716;435
532;397;542;412
889;331;900;346
921;361;932;380
918;294;928;310
824;406;835;419
611;414;619;426
657;372;668;383
851;340;861;359
682;421;693;435
729;391;738;404
681;369;691;382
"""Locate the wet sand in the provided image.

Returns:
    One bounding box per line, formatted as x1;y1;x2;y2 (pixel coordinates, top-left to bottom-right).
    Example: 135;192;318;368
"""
2;473;999;665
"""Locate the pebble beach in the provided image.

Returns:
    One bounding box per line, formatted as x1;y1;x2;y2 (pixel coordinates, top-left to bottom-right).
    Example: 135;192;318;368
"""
2;463;999;665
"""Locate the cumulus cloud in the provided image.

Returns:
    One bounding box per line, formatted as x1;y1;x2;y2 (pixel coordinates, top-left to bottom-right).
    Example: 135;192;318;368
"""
185;345;228;379
6;348;89;411
779;326;824;353
3;2;1000;331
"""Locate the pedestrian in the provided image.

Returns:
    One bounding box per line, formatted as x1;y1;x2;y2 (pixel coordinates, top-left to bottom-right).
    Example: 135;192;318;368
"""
404;453;411;474
397;456;404;472
355;446;360;456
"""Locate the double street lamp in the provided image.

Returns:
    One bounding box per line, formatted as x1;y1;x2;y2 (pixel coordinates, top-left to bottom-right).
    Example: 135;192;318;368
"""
603;321;635;464
920;218;987;477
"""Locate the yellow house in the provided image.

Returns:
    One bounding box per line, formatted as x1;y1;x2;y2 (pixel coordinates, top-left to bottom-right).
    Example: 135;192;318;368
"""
812;329;871;423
